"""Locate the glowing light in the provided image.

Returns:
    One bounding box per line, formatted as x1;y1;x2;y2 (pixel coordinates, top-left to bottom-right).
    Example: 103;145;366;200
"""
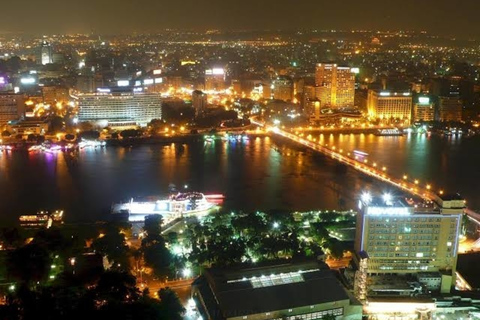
361;192;372;204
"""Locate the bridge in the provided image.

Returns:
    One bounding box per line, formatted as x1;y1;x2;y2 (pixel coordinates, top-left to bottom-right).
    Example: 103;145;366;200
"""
265;125;441;203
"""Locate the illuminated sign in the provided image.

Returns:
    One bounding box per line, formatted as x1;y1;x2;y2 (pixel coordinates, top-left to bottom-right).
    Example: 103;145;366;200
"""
133;87;143;93
20;77;35;85
350;67;360;74
403;92;411;96
418;97;430;105
366;206;411;215
154;77;162;84
117;80;130;87
379;92;390;96
153;69;162;75
206;68;225;75
0;77;5;85
97;88;111;93
144;79;154;85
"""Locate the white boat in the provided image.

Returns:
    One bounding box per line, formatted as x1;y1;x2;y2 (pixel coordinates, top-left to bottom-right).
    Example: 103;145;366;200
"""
111;192;222;222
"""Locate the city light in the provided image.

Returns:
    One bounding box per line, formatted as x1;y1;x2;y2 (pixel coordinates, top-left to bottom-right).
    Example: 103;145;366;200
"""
361;192;372;204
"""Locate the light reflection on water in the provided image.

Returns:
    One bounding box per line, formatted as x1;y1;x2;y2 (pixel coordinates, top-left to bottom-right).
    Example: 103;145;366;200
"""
0;134;478;223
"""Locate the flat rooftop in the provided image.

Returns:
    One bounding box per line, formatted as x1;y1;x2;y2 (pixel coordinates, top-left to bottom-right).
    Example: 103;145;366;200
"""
194;262;350;319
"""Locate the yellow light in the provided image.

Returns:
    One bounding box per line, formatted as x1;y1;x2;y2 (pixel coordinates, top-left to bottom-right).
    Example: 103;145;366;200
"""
426;184;431;190
414;179;419;184
403;175;407;180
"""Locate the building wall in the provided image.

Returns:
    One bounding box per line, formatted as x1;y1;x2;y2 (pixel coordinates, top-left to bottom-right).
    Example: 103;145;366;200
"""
192;91;207;116
0;93;25;128
315;63;355;108
437;97;462;122
413;103;435;122
77;93;162;127
367;90;412;122
356;207;461;280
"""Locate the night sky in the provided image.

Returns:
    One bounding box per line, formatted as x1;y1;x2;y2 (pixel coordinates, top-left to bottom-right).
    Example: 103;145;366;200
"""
1;0;479;37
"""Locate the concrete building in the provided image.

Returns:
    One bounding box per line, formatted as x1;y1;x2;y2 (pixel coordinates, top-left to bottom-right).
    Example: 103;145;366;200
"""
192;262;362;320
77;88;162;128
205;68;226;91
413;96;435;122
272;76;294;102
437;97;462;122
367;90;412;123
192;90;207;117
354;192;464;296
315;63;355;108
0;93;26;128
39;41;53;65
6;117;49;135
42;86;69;105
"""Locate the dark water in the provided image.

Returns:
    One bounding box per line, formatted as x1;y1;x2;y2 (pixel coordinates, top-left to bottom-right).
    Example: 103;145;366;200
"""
0;134;478;223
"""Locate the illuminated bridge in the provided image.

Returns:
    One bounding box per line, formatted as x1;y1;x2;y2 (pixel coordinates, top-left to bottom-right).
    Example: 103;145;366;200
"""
260;123;442;203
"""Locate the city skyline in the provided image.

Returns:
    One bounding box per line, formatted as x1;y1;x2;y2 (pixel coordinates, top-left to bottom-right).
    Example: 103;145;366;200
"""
1;0;480;38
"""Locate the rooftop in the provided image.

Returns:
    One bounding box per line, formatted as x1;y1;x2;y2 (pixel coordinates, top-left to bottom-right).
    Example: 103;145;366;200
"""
194;262;350;319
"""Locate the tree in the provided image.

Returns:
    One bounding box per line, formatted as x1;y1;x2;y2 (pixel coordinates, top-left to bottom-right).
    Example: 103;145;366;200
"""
157;288;185;320
1;130;11;137
91;228;130;270
7;243;52;285
143;215;163;238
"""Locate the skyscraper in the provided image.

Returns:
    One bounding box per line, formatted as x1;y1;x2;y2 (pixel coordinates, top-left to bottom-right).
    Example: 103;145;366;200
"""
192;90;207;117
39;41;53;65
271;76;294;101
315;63;355;108
413;96;435;122
0;93;26;128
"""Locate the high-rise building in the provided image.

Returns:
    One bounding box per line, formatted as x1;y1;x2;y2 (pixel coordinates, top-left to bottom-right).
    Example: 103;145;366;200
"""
315;63;355;108
39;41;53;65
204;68;226;91
367;90;413;123
192;90;207;117
77;88;162;128
0;93;26;128
272;76;294;101
413;96;435;122
437;96;462;122
354;192;464;295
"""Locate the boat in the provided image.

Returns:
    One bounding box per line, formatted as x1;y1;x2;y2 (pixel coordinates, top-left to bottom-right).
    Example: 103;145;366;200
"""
19;210;64;228
374;128;404;136
111;192;224;222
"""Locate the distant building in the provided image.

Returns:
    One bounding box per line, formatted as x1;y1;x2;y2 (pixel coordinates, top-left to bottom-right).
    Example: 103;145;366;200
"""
192;90;207;117
271;76;294;101
205;68;226;91
413;96;435;122
367;90;412;123
437;96;462;122
77;88;162;128
315;63;355;108
0;93;26;128
192;262;362;320
6;117;49;135
42;86;69;105
39;41;53;65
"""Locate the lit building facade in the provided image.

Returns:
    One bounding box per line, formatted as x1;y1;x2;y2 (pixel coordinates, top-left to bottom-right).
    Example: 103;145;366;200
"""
413;96;435;122
204;68;226;91
367;90;413;123
0;93;26;128
315;63;355;108
354;193;463;294
77;90;162;127
40;41;53;65
437;97;462;122
272;76;294;101
192;90;207;117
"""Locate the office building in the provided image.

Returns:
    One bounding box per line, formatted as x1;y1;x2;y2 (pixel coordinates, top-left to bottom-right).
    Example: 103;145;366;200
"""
315;63;355;108
42;86;69;105
77;88;162;128
192;261;362;320
0;93;26;128
272;76;294;101
205;68;226;91
367;90;413;123
437;97;462;122
39;41;53;65
413;96;435;122
354;192;464;296
6;117;49;135
192;90;207;117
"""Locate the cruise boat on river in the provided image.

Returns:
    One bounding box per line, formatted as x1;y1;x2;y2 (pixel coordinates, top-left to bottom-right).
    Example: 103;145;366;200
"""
111;192;223;222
